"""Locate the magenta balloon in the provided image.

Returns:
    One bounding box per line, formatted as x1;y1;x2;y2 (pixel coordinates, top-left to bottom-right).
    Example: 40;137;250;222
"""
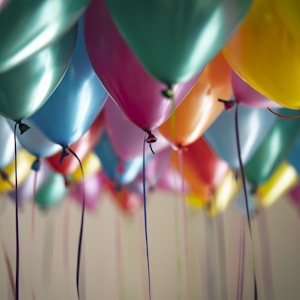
104;98;169;160
84;0;199;130
231;71;281;108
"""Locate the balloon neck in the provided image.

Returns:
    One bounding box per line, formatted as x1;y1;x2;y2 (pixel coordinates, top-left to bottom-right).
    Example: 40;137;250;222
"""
64;176;73;188
17;121;30;135
145;130;157;144
250;184;258;195
218;99;236;111
0;170;8;181
31;158;41;171
59;147;70;164
161;84;174;100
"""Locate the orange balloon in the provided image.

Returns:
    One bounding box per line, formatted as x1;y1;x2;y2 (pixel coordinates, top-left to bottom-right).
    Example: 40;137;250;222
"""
159;53;232;148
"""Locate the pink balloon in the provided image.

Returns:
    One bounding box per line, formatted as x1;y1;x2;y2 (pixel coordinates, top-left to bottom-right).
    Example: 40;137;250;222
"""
104;97;169;160
231;71;281;108
84;0;199;131
288;183;300;209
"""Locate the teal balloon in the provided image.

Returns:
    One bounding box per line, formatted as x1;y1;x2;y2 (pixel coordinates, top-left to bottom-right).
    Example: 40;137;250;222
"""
35;172;67;209
0;25;77;121
0;0;90;72
106;0;252;84
288;136;300;174
245;109;300;186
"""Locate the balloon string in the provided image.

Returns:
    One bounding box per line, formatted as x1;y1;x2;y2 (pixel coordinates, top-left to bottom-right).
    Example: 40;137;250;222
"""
66;147;85;300
32;171;38;240
115;208;121;300
178;150;190;300
240;220;246;300
2;241;15;299
234;104;258;300
267;107;300;119
13;122;19;300
142;134;152;300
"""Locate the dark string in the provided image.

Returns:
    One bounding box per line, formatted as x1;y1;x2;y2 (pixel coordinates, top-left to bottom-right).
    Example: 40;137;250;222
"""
142;134;152;300
65;147;85;300
13;122;19;300
267;107;300;119
234;104;258;300
2;241;15;298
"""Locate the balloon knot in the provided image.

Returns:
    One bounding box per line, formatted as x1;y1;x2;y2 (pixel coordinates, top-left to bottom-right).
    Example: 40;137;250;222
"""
0;170;8;181
218;99;236;111
59;147;70;164
250;185;258;195
64;176;72;187
161;84;174;99
233;169;240;181
145;130;157;143
18;121;30;135
31;158;41;171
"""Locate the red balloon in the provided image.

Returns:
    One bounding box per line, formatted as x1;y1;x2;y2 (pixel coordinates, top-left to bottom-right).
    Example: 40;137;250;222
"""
84;0;199;132
46;112;104;175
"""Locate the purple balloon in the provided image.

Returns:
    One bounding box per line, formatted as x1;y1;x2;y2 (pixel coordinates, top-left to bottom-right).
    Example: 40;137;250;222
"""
104;98;169;160
84;0;199;131
232;71;281;108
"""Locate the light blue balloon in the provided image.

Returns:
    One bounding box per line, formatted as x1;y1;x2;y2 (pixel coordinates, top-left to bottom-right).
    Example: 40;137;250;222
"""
204;105;276;169
233;183;257;217
6;119;61;158
30;20;107;146
94;132;146;185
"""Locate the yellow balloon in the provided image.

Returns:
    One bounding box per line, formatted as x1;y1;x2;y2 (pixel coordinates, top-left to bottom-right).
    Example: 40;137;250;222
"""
274;0;300;40
186;193;206;210
257;161;298;207
0;150;35;192
207;170;241;216
223;0;300;109
71;152;101;183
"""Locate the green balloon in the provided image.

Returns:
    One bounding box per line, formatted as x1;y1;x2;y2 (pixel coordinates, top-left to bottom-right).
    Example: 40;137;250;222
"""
0;25;77;121
106;0;252;85
245;109;300;186
35;172;67;209
0;0;89;72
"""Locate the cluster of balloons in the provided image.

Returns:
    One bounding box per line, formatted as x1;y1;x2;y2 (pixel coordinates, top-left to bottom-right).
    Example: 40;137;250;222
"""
1;0;300;216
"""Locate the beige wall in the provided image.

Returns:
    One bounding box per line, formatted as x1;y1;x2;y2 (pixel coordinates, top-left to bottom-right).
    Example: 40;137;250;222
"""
0;191;299;300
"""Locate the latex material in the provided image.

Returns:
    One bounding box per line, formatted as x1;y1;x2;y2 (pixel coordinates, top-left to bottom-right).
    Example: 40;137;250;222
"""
288;135;300;174
223;0;300;109
84;0;198;130
31;22;107;146
0;150;35;193
245;109;300;185
0;26;77;121
35;172;67;209
94;132;145;185
0;0;89;72
205;104;275;168
0;116;19;168
46;112;104;175
159;53;231;147
106;0;252;84
7;119;61;158
233;182;257;216
231;71;281;108
257;162;298;207
104;98;169;160
71;152;101;183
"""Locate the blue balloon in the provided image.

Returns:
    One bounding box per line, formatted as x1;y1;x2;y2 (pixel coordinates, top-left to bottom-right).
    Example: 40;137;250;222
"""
204;105;276;169
30;20;107;146
94;131;146;185
7;118;61;158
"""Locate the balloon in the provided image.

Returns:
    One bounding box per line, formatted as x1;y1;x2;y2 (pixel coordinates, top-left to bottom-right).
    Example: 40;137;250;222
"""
0;0;89;72
71;152;101;183
0;25;77;121
0;0;9;12
35;172;68;209
84;0;199;131
158;53;232;148
31;21;107;146
46;112;104;175
233;183;257;216
94;131;146;185
257;162;298;208
7;119;61;159
207;170;241;216
204;104;276;168
245;109;300;186
0;150;35;193
223;0;300;109
70;171;103;210
0;116;20;168
288;182;300;209
288;135;300;174
274;0;300;40
104;98;169;160
106;0;252;85
231;71;281;108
